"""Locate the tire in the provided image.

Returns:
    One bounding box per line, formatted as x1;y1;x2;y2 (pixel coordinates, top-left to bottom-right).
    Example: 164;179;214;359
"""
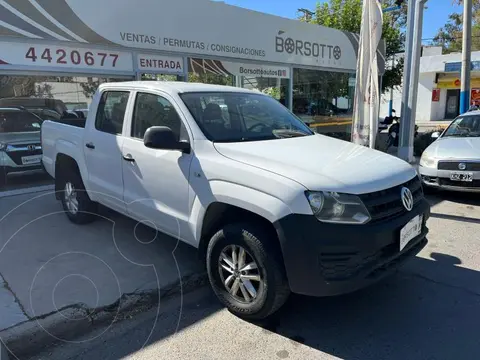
206;223;290;320
60;168;97;224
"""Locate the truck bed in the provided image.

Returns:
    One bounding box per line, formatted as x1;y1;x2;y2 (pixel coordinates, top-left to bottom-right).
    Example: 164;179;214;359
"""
41;120;85;178
54;117;86;128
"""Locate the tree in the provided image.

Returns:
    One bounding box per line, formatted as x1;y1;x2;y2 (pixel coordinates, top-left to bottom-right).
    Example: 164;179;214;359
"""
433;0;480;53
306;0;406;93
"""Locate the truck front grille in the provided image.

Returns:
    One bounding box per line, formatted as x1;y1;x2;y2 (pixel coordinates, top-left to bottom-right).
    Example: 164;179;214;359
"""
358;176;423;223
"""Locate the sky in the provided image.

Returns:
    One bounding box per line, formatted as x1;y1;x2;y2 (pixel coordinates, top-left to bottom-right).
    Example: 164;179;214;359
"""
221;0;463;41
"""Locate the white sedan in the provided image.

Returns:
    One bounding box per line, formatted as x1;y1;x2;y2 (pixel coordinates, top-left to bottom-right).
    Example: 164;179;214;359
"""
419;111;480;192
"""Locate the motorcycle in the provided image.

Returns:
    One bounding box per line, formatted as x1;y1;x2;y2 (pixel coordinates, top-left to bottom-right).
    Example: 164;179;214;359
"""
379;110;418;150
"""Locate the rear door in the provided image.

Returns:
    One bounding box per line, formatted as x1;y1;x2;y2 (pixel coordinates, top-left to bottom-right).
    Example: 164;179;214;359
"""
83;90;131;213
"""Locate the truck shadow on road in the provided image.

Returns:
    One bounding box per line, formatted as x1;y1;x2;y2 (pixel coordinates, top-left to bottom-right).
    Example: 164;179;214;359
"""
256;253;480;360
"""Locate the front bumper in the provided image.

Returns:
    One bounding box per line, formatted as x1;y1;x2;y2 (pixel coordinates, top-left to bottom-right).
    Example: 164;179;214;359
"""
1;148;43;175
274;198;430;297
419;165;480;193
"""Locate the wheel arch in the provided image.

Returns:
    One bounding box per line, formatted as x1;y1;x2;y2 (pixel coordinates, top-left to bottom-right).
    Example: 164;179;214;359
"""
197;201;283;263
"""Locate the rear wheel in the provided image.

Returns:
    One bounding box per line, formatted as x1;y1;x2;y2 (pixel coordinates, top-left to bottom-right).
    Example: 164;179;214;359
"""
206;223;290;320
60;170;97;224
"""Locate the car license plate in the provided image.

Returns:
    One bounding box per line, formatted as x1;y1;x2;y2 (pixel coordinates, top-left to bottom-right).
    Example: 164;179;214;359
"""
450;172;473;182
400;215;423;251
21;155;41;165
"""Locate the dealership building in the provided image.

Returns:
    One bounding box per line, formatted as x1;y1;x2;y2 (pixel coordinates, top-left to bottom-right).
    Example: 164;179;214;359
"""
0;0;385;123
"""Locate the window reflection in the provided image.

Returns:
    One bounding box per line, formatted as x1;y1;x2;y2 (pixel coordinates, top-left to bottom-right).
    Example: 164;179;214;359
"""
292;69;355;129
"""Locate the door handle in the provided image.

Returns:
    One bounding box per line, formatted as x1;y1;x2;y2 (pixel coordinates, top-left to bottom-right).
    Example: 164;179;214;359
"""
122;153;135;162
85;142;95;149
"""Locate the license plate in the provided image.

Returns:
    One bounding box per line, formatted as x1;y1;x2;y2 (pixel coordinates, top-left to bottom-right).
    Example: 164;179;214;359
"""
400;215;423;251
21;155;41;165
450;172;473;182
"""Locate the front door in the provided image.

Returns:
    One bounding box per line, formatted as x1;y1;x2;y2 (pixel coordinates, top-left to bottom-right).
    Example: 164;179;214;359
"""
445;89;460;119
121;91;194;244
83;90;131;213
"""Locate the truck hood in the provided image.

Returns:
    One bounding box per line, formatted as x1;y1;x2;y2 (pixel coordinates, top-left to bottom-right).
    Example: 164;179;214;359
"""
426;137;480;159
0;131;40;145
214;134;417;194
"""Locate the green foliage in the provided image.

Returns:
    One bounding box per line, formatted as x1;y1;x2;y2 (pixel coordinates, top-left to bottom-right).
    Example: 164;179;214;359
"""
188;72;234;86
434;0;480;53
309;0;406;93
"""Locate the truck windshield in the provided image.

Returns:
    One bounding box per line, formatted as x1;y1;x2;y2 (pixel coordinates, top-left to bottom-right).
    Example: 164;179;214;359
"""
443;115;480;138
180;92;314;142
0;110;43;133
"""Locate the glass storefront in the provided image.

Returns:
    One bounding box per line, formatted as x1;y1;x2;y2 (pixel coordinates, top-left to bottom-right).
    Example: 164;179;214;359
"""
0;74;133;190
240;76;289;108
187;58;235;86
292;68;355;137
141;73;184;82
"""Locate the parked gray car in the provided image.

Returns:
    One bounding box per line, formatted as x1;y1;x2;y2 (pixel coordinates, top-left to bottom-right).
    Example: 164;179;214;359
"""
419;111;480;192
0;107;43;187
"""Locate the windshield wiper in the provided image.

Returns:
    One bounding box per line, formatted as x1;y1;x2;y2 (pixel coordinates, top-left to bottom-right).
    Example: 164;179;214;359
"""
214;135;276;143
272;129;310;138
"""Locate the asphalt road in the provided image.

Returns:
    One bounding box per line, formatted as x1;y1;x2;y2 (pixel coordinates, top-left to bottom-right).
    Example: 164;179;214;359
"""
27;191;480;360
1;171;53;192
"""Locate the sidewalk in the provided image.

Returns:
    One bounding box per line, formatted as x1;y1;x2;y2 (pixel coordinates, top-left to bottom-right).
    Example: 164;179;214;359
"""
0;190;204;359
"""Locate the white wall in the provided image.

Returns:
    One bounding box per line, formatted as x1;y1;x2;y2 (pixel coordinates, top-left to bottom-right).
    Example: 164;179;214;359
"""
416;73;436;121
380;87;402;118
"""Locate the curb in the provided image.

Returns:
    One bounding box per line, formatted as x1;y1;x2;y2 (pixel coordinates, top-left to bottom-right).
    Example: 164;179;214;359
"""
0;271;208;359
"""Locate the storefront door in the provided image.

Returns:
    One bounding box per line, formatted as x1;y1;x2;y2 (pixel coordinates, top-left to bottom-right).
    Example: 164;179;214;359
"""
445;89;460;119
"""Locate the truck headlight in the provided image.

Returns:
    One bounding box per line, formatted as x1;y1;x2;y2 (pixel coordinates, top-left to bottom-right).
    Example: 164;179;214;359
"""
0;143;6;151
419;152;436;168
305;191;371;225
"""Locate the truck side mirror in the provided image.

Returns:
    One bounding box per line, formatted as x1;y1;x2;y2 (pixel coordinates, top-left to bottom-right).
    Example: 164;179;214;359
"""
144;126;190;153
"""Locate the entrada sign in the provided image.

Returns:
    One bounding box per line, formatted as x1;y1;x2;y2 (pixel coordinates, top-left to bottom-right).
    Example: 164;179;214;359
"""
137;54;183;74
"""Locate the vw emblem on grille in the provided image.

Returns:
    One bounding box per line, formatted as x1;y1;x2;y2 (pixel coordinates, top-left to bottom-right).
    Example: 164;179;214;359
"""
27;144;36;151
401;187;414;211
458;162;467;170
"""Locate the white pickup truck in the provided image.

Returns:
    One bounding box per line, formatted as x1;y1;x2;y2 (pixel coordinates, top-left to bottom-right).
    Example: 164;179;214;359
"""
42;81;430;319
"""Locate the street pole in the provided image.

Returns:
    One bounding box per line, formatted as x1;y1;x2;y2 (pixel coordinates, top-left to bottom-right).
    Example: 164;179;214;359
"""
398;0;416;161
398;0;427;162
460;0;473;114
389;54;395;117
388;16;395;117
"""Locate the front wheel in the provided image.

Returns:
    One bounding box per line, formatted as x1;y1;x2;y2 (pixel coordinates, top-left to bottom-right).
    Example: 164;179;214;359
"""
206;223;290;320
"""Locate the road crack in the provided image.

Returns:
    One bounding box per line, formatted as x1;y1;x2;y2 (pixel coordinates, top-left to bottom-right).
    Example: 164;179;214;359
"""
0;272;30;319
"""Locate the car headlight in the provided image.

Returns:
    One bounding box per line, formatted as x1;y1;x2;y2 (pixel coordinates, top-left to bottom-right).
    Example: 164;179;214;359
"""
419;152;436;168
305;191;371;224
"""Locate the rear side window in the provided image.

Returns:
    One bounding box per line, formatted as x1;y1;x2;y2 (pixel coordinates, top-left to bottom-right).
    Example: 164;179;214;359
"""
95;91;130;135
